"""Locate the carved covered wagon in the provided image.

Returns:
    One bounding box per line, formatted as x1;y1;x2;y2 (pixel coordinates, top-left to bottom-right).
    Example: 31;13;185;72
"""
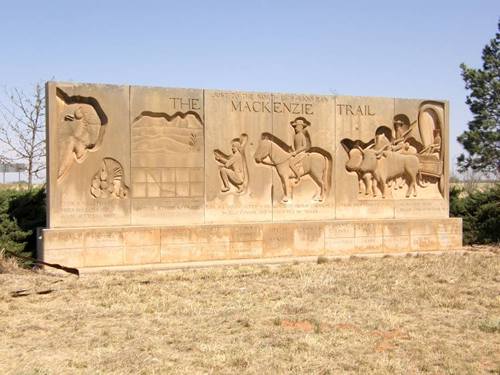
415;101;445;194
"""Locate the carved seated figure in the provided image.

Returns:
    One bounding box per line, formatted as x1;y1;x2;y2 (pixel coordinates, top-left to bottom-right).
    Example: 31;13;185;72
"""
391;119;419;155
214;134;249;193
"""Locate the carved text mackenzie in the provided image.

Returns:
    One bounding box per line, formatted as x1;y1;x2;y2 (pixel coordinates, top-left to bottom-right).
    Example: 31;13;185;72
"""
231;100;314;115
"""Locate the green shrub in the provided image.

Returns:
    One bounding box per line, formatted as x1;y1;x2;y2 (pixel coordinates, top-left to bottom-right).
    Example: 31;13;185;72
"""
450;183;500;244
0;188;46;257
7;188;46;254
0;213;31;254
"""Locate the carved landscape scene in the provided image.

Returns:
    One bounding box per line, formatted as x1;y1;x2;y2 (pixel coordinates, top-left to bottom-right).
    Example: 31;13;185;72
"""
131;111;204;199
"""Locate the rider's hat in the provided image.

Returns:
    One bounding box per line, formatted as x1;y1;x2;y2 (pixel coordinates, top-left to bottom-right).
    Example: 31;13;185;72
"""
290;117;311;128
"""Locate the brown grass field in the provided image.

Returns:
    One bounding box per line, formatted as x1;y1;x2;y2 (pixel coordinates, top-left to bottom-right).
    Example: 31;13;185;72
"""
0;248;499;374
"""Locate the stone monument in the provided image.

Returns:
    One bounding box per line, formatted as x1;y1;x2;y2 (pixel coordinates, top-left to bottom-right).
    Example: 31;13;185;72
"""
39;82;462;270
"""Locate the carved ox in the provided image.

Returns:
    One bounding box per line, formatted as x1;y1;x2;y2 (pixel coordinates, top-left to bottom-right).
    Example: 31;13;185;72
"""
340;139;376;196
358;147;420;198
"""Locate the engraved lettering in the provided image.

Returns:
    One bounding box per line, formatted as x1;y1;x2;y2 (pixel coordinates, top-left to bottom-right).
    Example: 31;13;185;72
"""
169;97;181;108
337;104;345;115
169;97;201;111
262;101;272;113
230;100;313;115
180;98;191;109
273;102;282;113
191;98;200;110
337;103;376;116
231;100;241;112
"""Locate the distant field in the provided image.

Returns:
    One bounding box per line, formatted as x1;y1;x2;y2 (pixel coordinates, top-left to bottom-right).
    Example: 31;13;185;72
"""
450;181;498;190
0;248;498;374
0;183;44;191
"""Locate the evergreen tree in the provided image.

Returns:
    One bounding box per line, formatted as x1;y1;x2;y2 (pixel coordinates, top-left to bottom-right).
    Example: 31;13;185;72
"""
457;21;500;177
0;190;31;255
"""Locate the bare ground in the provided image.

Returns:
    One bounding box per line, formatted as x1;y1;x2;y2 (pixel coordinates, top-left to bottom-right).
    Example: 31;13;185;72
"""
0;249;498;374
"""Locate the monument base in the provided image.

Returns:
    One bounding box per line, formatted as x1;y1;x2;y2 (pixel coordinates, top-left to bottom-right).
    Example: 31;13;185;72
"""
38;218;462;271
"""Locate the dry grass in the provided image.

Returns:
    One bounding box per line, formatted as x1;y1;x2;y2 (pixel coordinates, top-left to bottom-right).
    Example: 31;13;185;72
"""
0;251;22;274
0;250;499;374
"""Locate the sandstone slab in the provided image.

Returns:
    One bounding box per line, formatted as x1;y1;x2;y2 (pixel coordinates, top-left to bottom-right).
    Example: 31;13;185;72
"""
41;82;460;270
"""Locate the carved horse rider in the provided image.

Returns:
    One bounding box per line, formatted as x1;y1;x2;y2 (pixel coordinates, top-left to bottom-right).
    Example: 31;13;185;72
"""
289;117;311;184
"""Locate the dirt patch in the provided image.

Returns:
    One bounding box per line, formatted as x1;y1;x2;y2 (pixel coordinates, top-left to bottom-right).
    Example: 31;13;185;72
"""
334;323;361;332
280;319;315;332
371;328;410;352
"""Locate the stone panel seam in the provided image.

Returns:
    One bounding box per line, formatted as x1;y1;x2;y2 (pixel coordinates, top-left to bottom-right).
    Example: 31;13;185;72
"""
128;85;132;226
202;88;206;225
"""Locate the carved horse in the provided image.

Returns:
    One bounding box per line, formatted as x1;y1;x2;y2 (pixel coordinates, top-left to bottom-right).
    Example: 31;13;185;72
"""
254;133;331;203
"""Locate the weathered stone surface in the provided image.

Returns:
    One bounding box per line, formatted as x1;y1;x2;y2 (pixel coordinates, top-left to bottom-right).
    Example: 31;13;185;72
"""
335;96;395;219
205;90;273;224
41;218;462;268
129;85;205;226
41;82;460;269
393;99;449;218
46;82;131;228
269;94;335;221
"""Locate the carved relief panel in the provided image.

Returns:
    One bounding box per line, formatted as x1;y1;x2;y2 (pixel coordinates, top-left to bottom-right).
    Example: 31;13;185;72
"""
129;86;204;225
335;96;448;219
205;90;273;223
392;99;448;218
335;96;396;219
47;82;131;227
269;94;335;221
46;82;450;229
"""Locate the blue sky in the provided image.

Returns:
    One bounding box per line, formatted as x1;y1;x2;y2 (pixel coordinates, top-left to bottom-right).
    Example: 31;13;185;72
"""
0;0;498;174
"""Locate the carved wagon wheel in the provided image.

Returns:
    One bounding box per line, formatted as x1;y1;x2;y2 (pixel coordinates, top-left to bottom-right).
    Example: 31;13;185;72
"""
418;173;431;187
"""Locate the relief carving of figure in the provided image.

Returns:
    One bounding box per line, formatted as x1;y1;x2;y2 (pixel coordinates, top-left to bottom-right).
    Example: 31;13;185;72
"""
214;134;249;194
289;117;312;184
392;115;418;155
90;158;129;199
254;117;332;203
56;89;107;182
